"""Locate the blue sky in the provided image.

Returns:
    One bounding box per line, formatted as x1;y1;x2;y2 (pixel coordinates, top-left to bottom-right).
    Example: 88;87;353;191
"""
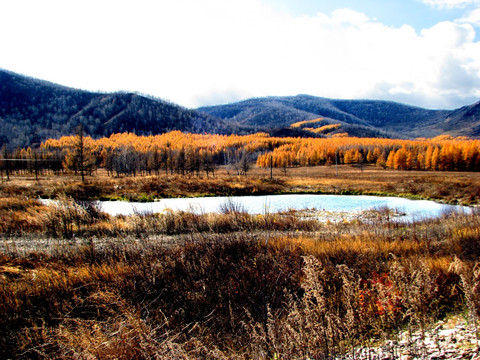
1;0;479;109
269;0;470;30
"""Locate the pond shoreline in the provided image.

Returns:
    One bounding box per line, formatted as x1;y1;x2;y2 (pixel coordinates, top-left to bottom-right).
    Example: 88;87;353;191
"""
41;193;472;223
94;190;457;205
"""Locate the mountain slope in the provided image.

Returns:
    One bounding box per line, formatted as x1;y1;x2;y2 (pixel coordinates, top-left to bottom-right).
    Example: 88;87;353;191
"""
0;69;225;148
198;95;455;139
437;101;480;137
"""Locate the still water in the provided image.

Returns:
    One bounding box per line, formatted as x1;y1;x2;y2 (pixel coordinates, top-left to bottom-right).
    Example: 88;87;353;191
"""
97;194;470;222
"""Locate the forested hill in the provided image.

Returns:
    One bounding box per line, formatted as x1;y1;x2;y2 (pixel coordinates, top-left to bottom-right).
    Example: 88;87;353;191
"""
0;69;226;148
1;69;479;148
198;95;456;139
439;101;480;137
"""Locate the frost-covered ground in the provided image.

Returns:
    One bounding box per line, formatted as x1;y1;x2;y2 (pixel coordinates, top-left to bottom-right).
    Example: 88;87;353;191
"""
341;316;480;360
290;207;408;224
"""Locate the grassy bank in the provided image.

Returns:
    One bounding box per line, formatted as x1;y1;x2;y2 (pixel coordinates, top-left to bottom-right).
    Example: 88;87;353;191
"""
1;194;480;358
1;165;480;205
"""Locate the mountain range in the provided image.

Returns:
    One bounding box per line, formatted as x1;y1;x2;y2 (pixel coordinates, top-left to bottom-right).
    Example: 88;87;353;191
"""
0;69;227;148
199;96;480;139
0;69;479;148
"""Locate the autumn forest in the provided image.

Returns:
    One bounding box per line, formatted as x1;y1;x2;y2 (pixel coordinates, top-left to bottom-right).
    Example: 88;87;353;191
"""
2;129;480;182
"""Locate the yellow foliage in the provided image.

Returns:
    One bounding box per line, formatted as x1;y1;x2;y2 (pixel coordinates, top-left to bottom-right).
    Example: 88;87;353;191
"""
290;118;324;128
38;130;480;172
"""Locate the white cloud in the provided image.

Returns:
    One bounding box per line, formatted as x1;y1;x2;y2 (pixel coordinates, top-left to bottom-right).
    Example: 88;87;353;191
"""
422;0;476;8
330;8;370;25
0;0;479;109
459;8;480;25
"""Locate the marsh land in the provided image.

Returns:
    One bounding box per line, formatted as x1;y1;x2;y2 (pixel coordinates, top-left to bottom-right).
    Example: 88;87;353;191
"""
1;165;480;359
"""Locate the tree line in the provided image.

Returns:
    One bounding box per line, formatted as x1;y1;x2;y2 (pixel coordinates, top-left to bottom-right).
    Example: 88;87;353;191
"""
0;145;64;181
256;135;480;172
2;131;480;181
18;130;269;179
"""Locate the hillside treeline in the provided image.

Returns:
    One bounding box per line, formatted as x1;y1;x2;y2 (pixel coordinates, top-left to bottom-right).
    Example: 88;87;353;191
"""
2;132;480;179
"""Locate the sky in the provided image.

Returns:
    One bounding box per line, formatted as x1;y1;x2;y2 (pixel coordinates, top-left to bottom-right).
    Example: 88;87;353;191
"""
1;0;480;110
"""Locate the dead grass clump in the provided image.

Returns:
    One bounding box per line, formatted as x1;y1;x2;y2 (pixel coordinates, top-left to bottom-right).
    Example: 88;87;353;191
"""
0;197;48;234
63;182;103;200
18;288;211;360
273;233;426;278
390;259;443;335
125;209;322;236
0;197;42;212
211;211;256;233
0;196;113;237
40;291;158;359
451;258;480;333
449;226;480;261
160;210;211;235
35;197;116;239
44;197;96;238
262;256;384;358
0;183;38;198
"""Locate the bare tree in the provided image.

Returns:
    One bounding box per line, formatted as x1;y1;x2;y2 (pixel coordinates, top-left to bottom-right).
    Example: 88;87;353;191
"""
1;145;9;181
76;125;86;182
224;148;251;175
113;146;139;177
239;150;251;175
63;125;96;182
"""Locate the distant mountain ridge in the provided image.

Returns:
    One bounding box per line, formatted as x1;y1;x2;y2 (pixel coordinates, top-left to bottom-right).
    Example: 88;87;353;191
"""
438;101;480;137
0;69;479;148
0;69;226;148
198;95;459;139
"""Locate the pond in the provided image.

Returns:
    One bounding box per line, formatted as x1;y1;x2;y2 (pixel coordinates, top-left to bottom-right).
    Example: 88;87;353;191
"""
96;194;471;222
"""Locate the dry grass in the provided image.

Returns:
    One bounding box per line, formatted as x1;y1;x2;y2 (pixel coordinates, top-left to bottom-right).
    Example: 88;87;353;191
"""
0;196;324;239
0;197;50;234
2;164;480;205
0;204;479;358
279;165;480;205
1;165;480;358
